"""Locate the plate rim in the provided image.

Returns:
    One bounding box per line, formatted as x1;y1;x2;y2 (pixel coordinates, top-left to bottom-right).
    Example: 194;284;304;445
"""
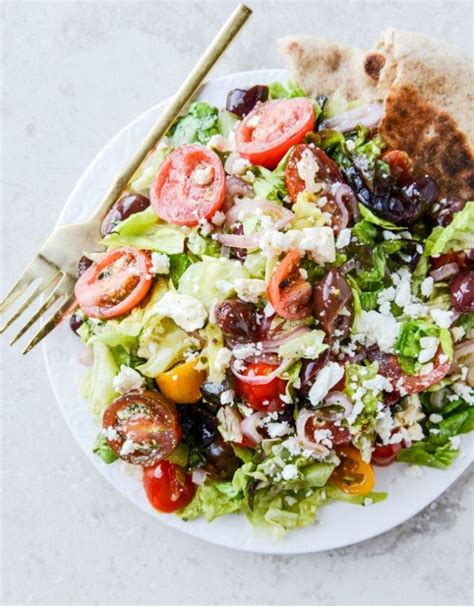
42;68;473;554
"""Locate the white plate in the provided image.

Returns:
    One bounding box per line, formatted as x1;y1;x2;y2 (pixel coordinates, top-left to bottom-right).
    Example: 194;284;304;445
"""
43;69;473;554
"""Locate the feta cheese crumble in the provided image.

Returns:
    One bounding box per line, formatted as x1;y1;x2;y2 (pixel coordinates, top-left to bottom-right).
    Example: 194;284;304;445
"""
355;310;400;353
113;365;144;394
430;308;454;328
153;291;207;331
234;278;267;303
150;252;170;275
308;362;345;406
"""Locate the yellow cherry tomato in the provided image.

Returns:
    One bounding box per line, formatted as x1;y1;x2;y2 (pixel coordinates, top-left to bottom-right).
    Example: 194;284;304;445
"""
330;445;375;495
156;359;206;404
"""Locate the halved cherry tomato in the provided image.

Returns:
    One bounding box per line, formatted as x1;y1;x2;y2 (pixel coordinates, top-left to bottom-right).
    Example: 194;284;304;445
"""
156;359;207;404
75;247;152;319
370;348;451;394
382;150;413;185
285;144;342;201
234;362;288;412
151;144;225;226
331;445;375;495
102;390;181;465
371;442;403;467
143;461;195;513
267;250;312;320
235;98;315;169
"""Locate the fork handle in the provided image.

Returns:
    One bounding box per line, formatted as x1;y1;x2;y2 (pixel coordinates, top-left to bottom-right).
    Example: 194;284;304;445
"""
86;3;252;231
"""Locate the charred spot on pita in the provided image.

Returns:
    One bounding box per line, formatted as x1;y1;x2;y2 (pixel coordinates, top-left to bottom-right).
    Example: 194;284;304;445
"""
364;52;385;80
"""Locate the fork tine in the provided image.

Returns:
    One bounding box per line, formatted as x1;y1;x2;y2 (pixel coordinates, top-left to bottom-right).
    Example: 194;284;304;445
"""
21;294;77;354
9;276;66;346
0;271;34;315
0;273;61;335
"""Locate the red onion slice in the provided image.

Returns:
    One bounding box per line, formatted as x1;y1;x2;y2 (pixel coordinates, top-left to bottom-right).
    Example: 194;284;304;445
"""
333;183;359;223
317;391;353;420
295;409;330;456
430;262;460;282
217;213;294;250
319;103;384;133
241;412;266;444
226;198;293;226
231;357;292;385
191;468;208;486
260;325;311;352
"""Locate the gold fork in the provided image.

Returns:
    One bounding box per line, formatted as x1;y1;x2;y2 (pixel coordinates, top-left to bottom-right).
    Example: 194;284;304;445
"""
0;3;252;354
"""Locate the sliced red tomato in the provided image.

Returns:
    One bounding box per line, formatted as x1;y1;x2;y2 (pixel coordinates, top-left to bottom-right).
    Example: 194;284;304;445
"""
430;251;467;271
382;150;413;184
267;250;312;320
285;144;342;201
371;442;403;467
151;143;225;226
102;390;181;465
331;445;375;495
235;98;315;169
75;247;152;319
234;362;288;412
305;417;351;446
143;461;195;513
369;348;451;394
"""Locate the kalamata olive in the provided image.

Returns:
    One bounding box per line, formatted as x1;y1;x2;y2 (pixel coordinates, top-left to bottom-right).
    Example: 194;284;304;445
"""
430;196;466;227
343;162;438;226
299;351;330;397
100;194;150;237
466;250;474;269
214;300;259;342
226;85;269;118
69;313;84;335
313;268;353;337
77;255;93;277
229;224;247;262
203;436;241;480
450;271;474;312
178;405;217;449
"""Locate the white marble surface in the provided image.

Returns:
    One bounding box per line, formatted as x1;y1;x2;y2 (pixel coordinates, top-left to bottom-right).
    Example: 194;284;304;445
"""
1;1;473;604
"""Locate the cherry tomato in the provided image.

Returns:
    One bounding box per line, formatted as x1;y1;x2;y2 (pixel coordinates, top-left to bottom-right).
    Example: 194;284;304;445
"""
382;150;413;184
267;250;312;320
143;461;195;513
234;362;288;412
151;144;225;226
331;445;375;495
75;247;152;319
285;144;342;201
235;98;315;169
371;442;403;467
102;390;181;465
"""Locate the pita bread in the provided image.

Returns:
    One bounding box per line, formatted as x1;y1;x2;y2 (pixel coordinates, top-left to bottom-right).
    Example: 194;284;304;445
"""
278;29;474;199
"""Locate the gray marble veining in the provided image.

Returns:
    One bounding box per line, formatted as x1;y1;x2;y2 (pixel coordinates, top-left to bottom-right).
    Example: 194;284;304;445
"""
1;1;473;604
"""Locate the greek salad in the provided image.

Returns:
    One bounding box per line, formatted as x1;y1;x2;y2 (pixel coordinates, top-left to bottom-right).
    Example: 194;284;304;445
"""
71;81;474;537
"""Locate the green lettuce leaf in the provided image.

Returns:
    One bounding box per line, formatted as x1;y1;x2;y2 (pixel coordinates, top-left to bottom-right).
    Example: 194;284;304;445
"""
93;434;119;464
80;341;119;418
178;479;243;521
169;101;220;147
268;81;307;99
395;319;453;375
102;207;185;254
278;329;328;360
252;149;291;201
414;202;474;286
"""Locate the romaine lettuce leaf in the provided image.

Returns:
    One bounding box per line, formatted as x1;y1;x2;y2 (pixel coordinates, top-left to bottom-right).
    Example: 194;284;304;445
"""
395;319;453;375
178;256;248;307
130;144;170;194
93;434;119;464
102;207;185;254
169;101;220;147
278;329;327;360
414;202;474;286
80;341;119;418
268;81;307;99
179;479;243;521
